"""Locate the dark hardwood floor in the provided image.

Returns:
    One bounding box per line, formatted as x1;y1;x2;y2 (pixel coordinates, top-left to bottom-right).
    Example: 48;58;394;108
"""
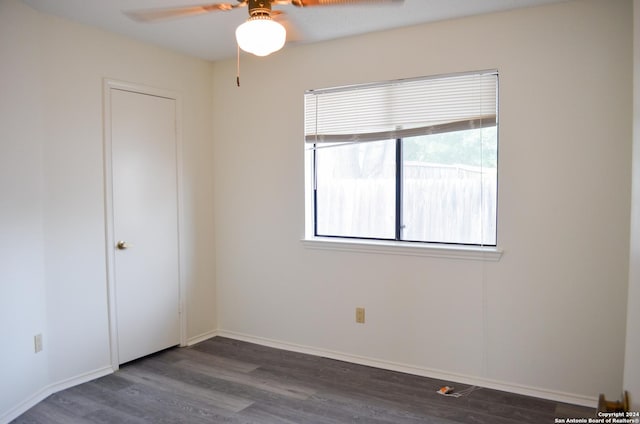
13;337;595;423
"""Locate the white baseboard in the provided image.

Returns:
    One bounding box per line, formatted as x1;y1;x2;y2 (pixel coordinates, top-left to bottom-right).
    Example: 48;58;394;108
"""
216;330;598;408
3;327;220;423
0;366;113;424
47;366;113;396
186;329;219;346
2;331;597;424
1;387;51;424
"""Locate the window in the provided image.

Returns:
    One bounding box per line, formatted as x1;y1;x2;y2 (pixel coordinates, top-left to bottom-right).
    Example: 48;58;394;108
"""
305;71;498;247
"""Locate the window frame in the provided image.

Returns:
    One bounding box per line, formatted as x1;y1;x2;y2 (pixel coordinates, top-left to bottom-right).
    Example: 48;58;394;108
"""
303;70;503;261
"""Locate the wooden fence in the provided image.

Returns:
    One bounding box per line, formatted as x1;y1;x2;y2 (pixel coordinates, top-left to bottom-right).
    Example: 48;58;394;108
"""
316;162;497;245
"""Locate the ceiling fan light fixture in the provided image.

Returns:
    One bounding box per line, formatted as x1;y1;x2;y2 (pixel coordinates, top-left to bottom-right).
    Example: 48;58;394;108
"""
235;15;286;57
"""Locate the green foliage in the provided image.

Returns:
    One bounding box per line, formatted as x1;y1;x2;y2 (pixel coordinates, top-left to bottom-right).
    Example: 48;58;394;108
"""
403;127;497;168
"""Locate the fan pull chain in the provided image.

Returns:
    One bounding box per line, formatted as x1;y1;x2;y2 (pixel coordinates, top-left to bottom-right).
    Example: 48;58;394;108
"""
236;43;241;87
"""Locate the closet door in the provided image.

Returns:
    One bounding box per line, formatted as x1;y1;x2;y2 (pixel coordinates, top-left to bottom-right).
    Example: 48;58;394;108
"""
109;87;180;364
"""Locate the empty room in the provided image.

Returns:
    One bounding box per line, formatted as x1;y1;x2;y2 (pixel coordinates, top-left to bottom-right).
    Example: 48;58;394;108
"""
1;0;639;422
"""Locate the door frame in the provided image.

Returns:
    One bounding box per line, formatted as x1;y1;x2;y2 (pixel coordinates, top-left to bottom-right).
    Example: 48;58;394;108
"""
102;79;186;370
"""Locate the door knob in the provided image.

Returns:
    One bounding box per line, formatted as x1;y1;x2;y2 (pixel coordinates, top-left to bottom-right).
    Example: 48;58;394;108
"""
116;241;132;250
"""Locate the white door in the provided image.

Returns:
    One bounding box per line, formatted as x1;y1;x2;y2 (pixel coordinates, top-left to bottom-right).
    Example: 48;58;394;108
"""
109;87;180;365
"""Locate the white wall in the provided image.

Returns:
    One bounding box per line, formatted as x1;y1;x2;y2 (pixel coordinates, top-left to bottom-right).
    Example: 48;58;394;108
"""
38;6;217;384
624;0;640;411
0;0;49;417
1;0;633;418
0;0;216;421
212;0;633;405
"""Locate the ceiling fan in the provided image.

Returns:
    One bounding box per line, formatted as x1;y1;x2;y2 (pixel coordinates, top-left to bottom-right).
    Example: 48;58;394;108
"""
126;0;404;57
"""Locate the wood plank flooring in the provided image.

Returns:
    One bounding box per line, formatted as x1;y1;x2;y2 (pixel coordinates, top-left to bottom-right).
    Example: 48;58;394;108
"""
12;337;595;424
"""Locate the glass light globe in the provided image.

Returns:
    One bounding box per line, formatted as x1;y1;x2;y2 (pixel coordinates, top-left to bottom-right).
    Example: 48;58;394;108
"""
235;16;286;57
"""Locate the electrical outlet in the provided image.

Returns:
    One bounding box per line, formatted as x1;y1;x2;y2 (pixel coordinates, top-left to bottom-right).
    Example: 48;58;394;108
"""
355;307;365;324
34;334;43;353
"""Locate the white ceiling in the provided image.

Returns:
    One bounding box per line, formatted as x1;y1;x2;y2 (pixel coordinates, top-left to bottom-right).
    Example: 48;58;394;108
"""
21;0;568;61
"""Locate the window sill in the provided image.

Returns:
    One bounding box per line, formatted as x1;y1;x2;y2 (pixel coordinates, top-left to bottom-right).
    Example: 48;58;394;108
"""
301;237;503;261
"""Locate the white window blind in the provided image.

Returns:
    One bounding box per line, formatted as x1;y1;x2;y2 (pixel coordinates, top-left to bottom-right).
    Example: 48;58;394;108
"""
305;71;497;144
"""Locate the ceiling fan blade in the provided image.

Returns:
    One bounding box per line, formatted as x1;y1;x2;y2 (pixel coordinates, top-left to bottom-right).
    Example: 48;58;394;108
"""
291;0;403;6
125;2;245;22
